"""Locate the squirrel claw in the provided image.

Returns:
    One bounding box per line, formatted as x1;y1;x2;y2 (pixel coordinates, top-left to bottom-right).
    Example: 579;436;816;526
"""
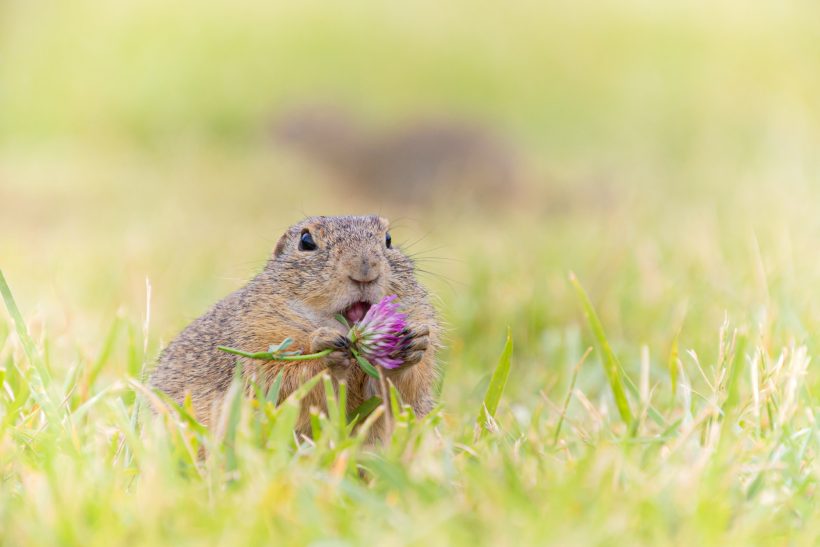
388;325;430;370
310;328;347;352
310;327;353;380
402;350;426;366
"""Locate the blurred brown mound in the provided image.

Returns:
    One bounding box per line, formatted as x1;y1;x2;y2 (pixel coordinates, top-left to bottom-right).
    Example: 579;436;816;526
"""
271;104;524;208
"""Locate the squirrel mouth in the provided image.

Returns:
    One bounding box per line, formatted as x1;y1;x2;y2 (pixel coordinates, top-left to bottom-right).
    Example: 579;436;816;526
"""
342;301;371;324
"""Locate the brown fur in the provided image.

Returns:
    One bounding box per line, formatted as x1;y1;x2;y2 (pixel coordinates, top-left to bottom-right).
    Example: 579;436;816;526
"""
273;105;522;207
149;215;440;440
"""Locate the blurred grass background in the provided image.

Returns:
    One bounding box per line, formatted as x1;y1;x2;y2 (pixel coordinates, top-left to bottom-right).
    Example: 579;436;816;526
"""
3;0;820;392
1;0;819;543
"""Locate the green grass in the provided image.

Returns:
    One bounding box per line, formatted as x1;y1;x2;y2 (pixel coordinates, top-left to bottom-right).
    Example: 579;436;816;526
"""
2;0;820;544
0;252;817;545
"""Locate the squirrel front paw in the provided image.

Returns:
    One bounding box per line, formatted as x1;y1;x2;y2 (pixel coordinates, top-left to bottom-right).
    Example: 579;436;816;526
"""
385;324;430;373
310;327;353;380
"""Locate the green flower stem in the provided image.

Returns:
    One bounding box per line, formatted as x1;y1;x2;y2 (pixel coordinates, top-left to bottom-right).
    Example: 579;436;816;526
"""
218;335;381;379
217;346;333;361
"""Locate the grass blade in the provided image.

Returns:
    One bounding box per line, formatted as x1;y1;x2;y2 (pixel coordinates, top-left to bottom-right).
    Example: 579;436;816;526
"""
476;327;513;436
569;272;634;428
266;371;284;405
668;334;680;399
621;372;666;427
0;270;52;387
0;270;60;425
723;332;747;414
223;372;244;473
553;347;592;445
85;315;123;392
286;370;326;403
347;396;382;426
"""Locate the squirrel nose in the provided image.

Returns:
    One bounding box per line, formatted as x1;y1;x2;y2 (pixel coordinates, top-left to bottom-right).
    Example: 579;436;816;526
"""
349;256;381;284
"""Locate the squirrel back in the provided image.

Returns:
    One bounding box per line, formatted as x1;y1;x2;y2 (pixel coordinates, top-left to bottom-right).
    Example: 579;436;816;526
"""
272;105;522;206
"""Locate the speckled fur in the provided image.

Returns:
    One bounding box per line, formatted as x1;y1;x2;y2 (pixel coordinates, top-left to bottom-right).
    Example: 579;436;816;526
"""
149;215;440;440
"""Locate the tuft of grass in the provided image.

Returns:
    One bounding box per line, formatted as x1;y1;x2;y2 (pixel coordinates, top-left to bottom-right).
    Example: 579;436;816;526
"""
0;270;52;389
476;327;513;437
569;272;634;429
1;240;819;545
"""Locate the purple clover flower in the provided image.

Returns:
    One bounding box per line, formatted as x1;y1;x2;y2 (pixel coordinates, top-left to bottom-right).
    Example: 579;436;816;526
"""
349;295;407;369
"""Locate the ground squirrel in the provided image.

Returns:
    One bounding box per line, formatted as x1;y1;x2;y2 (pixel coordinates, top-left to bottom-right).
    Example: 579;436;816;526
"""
272;104;521;206
149;215;440;439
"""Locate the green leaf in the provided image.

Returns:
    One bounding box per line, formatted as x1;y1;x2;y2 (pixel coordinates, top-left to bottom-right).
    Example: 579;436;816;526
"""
354;354;380;379
569;272;634;428
268;338;294;353
477;327;513;436
347;396;382;426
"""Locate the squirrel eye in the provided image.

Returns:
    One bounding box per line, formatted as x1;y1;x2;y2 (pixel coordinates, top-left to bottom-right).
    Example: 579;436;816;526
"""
299;231;317;251
385;232;392;249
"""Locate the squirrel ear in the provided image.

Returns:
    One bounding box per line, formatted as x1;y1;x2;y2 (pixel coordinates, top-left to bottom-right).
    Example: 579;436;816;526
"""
274;232;288;257
377;216;390;229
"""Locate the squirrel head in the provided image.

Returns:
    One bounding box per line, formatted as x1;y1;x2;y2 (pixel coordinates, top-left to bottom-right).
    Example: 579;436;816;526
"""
266;215;415;323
